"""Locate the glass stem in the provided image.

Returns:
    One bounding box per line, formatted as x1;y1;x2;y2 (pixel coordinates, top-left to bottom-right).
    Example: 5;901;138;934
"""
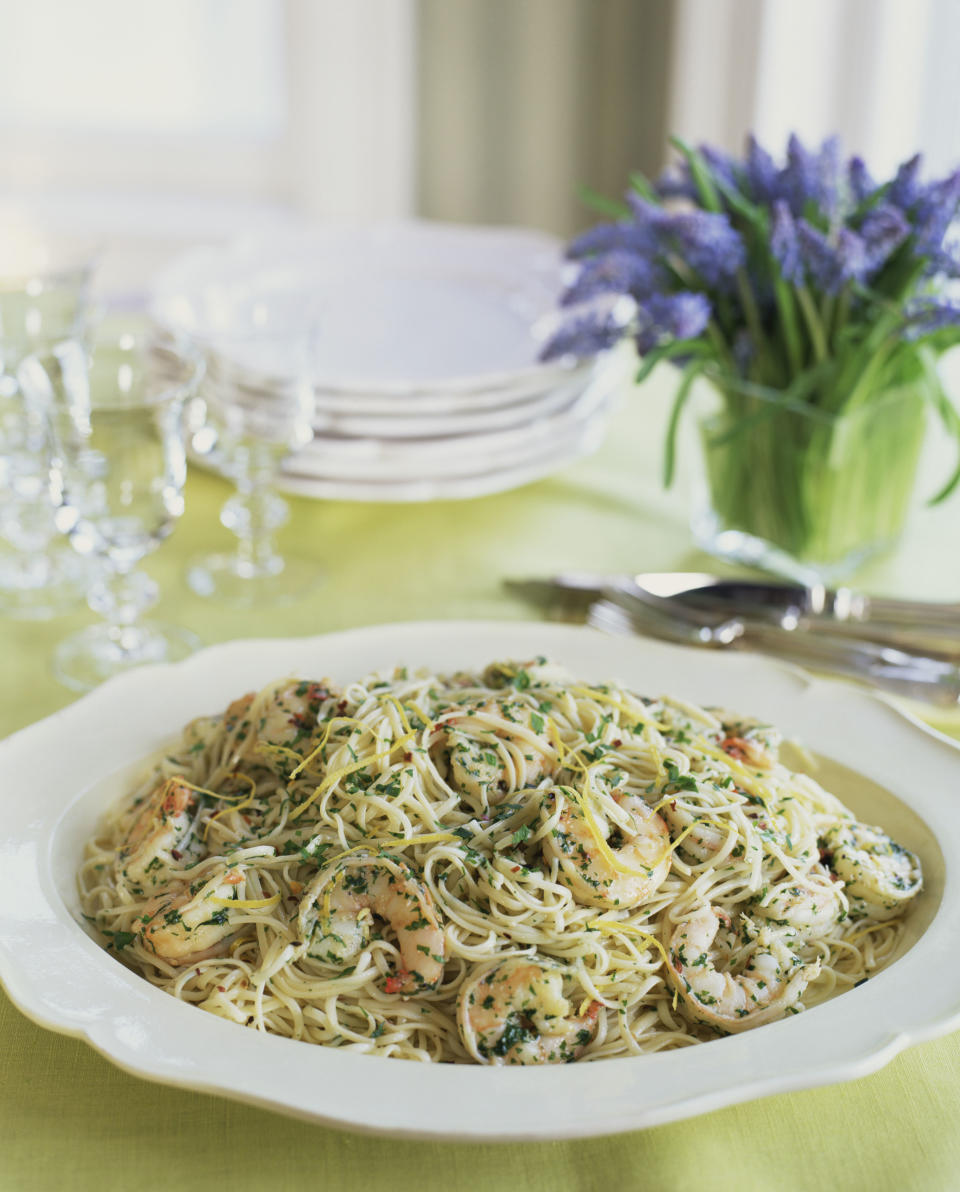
221;441;288;579
86;563;159;654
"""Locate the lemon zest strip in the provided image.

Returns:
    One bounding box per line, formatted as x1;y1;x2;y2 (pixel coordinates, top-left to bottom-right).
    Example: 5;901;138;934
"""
560;785;664;880
589;919;672;970
692;736;771;805
289;716;368;780
289;731;417;822
202;773;258;841
325;832;461;866
569;685;668;733
166;776;252;803
845;920;902;946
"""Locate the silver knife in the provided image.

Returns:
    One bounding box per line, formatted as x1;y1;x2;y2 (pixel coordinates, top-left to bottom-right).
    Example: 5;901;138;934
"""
585;581;960;706
506;572;960;645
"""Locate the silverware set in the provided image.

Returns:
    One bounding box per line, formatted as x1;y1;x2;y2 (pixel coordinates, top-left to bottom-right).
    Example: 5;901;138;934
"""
506;571;960;706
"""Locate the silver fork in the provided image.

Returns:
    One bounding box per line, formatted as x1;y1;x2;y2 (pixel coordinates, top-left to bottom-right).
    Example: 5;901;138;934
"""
588;582;960;707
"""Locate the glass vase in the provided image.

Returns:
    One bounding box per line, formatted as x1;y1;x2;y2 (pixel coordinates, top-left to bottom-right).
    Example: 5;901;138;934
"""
691;378;929;584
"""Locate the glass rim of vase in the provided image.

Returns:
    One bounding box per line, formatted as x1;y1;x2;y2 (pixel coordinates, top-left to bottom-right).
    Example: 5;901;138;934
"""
698;368;929;428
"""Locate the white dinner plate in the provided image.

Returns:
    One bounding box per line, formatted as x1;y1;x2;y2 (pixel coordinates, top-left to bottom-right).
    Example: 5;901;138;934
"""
278;418;609;501
1;621;956;1140
310;363;592;416
150;222;581;394
309;379;587;439
292;371;616;481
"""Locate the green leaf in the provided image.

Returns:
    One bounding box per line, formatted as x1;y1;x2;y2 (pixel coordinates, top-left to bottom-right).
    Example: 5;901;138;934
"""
628;171;659;204
577;184;630;221
663;360;706;488
668;136;722;213
711;173;766;230
635;339;707;386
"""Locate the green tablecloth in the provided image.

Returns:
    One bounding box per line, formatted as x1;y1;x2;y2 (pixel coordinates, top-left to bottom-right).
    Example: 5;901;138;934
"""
3;375;959;1191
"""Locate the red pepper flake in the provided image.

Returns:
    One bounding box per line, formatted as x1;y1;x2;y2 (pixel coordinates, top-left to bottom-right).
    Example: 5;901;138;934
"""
171;849;182;860
612;739;622;748
384;972;408;994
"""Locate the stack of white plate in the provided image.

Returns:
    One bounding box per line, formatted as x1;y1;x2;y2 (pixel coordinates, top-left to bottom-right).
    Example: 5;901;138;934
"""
150;222;618;501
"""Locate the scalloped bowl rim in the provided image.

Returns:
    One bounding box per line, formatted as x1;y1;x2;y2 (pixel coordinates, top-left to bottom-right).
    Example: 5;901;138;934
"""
1;620;959;1141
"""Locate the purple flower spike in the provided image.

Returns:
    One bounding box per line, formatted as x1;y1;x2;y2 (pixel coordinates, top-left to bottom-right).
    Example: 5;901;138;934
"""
661;210;747;287
848;156;876;204
745;134;780;203
635;291;711;354
538;305;627;361
889;153;925;209
566;220;657;260
699;145;741;195
561;250;666;307
780;133;820;216
797;220;868;293
859;203;911;273
816;135;842;219
654;165;697;201
625;193;670;226
780;133;843;217
913;169;960;259
904;296;960;339
770;200;803;283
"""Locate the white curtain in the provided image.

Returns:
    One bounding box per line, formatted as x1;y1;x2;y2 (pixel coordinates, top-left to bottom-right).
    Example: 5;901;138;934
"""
668;0;960;176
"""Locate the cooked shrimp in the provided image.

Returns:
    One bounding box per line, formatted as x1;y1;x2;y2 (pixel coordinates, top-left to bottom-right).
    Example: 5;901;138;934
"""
481;658;571;689
299;852;446;995
541;787;671;909
711;710;781;768
457;957;601;1064
821;820;921;920
118;778;205;889
260;680;333;749
753;869;846;937
206;681;335;778
139;865;248;966
660;800;729;863
667;904;820;1033
433;699;556;805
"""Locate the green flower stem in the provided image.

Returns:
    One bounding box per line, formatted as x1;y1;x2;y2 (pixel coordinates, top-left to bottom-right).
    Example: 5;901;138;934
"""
701;374;928;573
772;278;803;376
795;286;828;363
735;270;772;374
830;288;851;351
704;321;735;374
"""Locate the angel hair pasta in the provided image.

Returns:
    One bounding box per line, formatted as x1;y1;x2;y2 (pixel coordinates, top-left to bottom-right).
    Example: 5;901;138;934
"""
79;658;922;1064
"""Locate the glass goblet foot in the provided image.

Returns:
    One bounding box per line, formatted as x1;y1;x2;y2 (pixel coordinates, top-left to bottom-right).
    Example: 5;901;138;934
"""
52;620;203;692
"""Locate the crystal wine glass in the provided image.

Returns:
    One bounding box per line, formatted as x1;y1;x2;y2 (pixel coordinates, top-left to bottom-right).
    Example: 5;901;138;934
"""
0;264;96;618
18;325;204;691
184;301;320;605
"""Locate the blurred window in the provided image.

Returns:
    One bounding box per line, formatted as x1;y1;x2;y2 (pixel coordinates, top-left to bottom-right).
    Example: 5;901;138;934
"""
0;0;285;137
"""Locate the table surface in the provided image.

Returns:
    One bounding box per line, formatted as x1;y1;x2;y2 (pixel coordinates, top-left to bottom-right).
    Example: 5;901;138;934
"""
3;370;960;1192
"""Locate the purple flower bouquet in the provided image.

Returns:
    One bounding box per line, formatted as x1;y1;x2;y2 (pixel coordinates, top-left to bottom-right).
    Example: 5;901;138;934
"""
543;134;960;580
